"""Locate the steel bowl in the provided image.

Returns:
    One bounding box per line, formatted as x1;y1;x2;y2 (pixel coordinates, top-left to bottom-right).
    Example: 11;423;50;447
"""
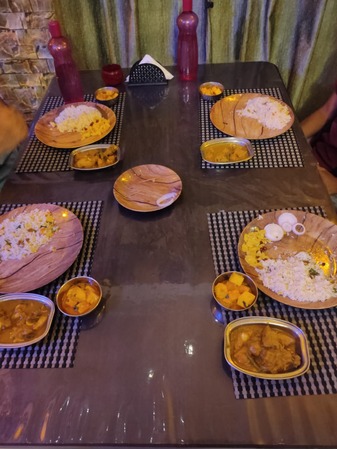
200;137;254;165
0;293;55;348
199;81;224;101
224;316;310;379
94;86;119;107
56;276;102;317
212;271;258;311
69;144;120;171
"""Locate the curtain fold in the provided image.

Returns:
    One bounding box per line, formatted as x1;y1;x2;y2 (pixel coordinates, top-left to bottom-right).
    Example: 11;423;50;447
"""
53;0;337;118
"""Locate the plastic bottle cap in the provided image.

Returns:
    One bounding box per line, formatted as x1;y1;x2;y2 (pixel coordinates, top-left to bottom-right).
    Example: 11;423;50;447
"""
48;20;62;37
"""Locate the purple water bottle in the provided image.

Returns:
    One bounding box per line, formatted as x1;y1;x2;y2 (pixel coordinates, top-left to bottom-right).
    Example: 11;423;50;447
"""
48;20;84;103
177;0;199;81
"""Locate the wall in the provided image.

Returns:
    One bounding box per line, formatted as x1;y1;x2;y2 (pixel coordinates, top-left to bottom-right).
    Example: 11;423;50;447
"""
0;0;55;123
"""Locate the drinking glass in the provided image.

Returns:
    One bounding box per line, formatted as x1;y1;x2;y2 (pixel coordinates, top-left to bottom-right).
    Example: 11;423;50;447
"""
102;64;124;86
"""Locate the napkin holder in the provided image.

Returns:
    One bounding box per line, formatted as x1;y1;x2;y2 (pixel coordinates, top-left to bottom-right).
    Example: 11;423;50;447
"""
128;60;168;86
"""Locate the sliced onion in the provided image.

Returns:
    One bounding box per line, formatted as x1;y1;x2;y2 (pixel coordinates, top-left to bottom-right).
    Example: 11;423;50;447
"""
280;221;292;233
292;222;306;235
264;223;284;241
277;212;297;227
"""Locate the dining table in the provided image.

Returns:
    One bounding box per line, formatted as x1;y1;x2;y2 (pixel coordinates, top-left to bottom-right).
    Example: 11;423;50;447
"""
0;61;337;448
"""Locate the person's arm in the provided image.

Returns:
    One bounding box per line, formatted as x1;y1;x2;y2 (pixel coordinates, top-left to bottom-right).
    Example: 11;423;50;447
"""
0;100;28;156
301;91;337;139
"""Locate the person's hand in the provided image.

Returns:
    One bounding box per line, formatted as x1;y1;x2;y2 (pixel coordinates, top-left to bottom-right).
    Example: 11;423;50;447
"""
0;102;28;155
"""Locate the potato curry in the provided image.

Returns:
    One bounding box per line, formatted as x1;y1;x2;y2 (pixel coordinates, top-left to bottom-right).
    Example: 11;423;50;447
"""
0;300;50;344
59;281;100;315
73;144;118;169
203;142;250;163
214;272;256;310
230;324;301;374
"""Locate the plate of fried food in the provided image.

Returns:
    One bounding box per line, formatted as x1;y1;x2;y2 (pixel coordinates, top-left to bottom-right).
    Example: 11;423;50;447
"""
238;210;337;309
0;203;83;293
210;93;294;139
34;101;116;148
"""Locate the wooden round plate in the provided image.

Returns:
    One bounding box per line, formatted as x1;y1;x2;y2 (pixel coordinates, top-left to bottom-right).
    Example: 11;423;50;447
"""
34;101;116;149
238;210;337;309
210;93;294;139
0;204;83;293
113;164;182;212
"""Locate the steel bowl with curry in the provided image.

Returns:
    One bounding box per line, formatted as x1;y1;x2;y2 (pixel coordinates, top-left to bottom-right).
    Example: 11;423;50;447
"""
69;144;120;170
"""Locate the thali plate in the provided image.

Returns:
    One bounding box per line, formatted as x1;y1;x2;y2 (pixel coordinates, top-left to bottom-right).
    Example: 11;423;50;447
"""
34;101;116;149
238;210;337;309
210;93;294;140
113;164;182;212
0;204;83;293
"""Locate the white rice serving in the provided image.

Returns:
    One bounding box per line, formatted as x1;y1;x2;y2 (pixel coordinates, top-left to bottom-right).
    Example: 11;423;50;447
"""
257;251;337;303
0;209;58;262
237;97;291;130
52;105;103;133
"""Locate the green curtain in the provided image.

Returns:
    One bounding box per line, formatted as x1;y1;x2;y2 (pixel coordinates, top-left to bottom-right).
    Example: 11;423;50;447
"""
53;0;337;119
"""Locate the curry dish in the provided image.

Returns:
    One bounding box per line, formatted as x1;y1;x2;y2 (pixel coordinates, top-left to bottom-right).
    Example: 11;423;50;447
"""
202;142;250;163
200;84;222;96
0;300;50;344
72;144;118;169
214;272;256;310
59;281;100;315
230;324;301;374
95;89;118;101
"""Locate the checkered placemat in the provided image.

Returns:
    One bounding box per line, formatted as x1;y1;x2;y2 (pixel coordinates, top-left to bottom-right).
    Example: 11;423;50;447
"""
200;87;304;169
0;200;103;369
16;93;126;173
207;206;337;399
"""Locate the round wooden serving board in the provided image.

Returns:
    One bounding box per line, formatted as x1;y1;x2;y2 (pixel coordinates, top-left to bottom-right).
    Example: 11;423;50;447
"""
113;164;182;212
238;210;337;309
34;101;116;149
210;93;294;139
0;204;83;293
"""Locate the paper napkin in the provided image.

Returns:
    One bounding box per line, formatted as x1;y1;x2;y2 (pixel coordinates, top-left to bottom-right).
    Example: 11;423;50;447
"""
126;54;174;82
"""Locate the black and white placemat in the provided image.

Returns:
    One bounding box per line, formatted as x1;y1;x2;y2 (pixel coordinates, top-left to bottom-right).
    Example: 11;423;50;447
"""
207;206;337;399
0;200;103;369
16;93;126;173
200;87;304;170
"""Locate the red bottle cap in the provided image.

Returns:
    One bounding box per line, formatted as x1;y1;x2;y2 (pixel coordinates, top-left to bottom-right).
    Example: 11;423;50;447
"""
48;20;62;37
183;0;193;11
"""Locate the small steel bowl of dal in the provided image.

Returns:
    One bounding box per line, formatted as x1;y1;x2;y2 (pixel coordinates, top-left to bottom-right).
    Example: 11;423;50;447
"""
94;86;119;107
199;81;224;101
200;137;254;165
212;271;258;311
224;316;310;379
56;276;102;317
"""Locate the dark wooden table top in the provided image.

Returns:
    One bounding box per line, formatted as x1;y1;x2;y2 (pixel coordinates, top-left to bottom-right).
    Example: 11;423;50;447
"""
0;62;336;447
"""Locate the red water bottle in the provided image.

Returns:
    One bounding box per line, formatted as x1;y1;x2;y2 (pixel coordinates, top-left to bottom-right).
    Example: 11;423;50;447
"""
48;20;84;103
177;0;199;81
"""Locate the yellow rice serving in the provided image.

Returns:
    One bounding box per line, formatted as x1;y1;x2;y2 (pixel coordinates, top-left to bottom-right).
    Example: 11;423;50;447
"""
0;209;58;262
51;105;110;139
